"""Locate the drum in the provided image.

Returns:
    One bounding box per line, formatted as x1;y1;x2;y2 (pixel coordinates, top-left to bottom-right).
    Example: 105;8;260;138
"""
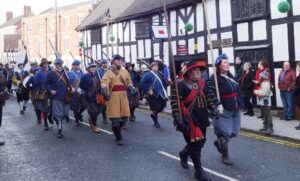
22;75;32;88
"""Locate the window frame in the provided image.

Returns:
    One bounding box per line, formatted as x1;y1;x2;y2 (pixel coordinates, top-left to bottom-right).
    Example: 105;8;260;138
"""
231;0;268;22
135;19;151;39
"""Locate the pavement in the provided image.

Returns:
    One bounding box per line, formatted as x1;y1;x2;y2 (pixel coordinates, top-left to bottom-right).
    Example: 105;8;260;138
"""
1;97;300;181
138;100;300;142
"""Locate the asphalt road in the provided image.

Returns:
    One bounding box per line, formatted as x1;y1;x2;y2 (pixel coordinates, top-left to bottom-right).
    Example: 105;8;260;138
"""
0;98;300;181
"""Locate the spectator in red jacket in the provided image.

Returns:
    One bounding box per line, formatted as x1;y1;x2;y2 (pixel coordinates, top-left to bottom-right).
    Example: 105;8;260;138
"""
254;60;271;118
278;61;296;121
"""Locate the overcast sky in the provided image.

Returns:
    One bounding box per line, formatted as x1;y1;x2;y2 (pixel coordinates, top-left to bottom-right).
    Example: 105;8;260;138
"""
0;0;92;25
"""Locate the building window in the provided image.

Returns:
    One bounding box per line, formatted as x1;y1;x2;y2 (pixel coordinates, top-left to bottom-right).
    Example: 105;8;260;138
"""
135;19;150;39
39;21;44;31
64;17;70;27
90;29;101;44
232;0;267;21
64;37;70;51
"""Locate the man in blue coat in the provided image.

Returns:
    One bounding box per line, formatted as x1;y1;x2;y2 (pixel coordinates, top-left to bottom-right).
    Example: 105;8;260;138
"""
97;59;108;124
45;58;71;138
140;62;168;128
34;58;53;130
69;60;87;126
80;63;104;133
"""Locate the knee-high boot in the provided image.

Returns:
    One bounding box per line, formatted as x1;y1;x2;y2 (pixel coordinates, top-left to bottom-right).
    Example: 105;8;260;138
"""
179;144;190;169
190;148;210;181
35;110;41;124
112;126;123;145
219;137;233;165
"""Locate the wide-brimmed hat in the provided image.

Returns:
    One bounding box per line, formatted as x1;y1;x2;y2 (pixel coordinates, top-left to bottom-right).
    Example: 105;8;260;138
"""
72;60;81;65
150;62;158;67
100;59;108;64
215;53;228;66
54;58;64;65
182;61;206;77
40;58;52;66
87;63;97;69
17;63;24;67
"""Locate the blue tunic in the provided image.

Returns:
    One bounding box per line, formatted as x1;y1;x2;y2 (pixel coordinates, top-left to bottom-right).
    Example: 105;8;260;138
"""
45;69;69;101
140;71;168;99
79;72;101;102
34;70;50;93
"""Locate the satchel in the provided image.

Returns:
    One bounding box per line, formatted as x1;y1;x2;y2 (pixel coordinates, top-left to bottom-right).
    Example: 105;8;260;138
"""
0;91;9;102
96;93;106;105
65;91;72;103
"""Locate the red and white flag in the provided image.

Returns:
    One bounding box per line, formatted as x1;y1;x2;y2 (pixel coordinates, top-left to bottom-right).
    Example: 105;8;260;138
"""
152;26;169;39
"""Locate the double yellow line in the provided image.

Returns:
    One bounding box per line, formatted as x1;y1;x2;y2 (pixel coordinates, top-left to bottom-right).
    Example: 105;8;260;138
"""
240;131;300;149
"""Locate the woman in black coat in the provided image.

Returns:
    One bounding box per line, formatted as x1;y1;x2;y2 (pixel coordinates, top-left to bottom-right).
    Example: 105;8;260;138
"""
294;62;300;130
239;62;255;116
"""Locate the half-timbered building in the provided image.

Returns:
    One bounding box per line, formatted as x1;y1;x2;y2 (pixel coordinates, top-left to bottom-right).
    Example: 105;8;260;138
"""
76;0;300;107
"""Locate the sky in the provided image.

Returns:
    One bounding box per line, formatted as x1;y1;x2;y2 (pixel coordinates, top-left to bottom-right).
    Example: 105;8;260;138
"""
0;0;92;25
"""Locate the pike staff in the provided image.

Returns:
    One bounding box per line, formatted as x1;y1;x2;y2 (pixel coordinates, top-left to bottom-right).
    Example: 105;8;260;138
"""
161;0;182;118
201;0;220;100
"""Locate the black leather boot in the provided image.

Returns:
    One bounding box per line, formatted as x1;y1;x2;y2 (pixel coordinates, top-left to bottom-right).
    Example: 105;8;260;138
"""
179;145;190;169
112;127;123;145
190;149;210;181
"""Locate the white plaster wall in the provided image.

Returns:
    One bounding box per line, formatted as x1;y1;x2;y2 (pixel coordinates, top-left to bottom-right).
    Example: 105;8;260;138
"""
172;41;177;56
294;22;300;61
178;8;185;36
229;66;235;75
207;49;219;64
101;27;107;45
145;39;152;58
274;68;283;107
130;20;136;42
293;0;300;16
153;43;160;57
187;6;195;35
124;46;130;62
237;22;249;42
197;36;205;53
124;22;130;42
97;44;101;59
118;46;124;57
152;15;159;25
170;11;177;37
253;20;267;41
206;33;217;45
112;45;118;56
271;0;288;19
206;0;217;29
188;38;195;55
131;45;137;64
272;24;289;62
163;41;169;66
137;40;144;58
118;23;123;43
196;3;204;32
219;0;232;27
92;44;97;60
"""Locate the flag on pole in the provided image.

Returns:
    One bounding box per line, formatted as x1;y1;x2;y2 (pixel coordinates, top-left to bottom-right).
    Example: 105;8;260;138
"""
152;26;168;39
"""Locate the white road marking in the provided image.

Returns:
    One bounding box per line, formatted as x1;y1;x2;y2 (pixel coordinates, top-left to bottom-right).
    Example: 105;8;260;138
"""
158;151;239;181
69;116;113;135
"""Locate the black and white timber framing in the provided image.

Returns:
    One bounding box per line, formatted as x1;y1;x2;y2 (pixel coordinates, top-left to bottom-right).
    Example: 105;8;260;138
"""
77;0;300;108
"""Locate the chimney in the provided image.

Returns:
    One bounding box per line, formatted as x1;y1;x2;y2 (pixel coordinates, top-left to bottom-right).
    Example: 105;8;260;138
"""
23;6;31;17
6;11;13;21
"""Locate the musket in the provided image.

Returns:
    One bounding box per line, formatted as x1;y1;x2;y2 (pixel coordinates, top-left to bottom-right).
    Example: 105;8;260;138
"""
101;50;111;62
48;39;72;92
38;52;43;58
162;0;182;119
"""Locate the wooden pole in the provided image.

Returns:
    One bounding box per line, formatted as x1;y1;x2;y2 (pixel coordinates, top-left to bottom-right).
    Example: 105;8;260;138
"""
202;0;220;100
106;20;110;60
162;0;182;118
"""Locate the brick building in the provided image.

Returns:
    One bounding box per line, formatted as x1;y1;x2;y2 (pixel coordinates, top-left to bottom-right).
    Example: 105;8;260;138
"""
22;1;93;67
